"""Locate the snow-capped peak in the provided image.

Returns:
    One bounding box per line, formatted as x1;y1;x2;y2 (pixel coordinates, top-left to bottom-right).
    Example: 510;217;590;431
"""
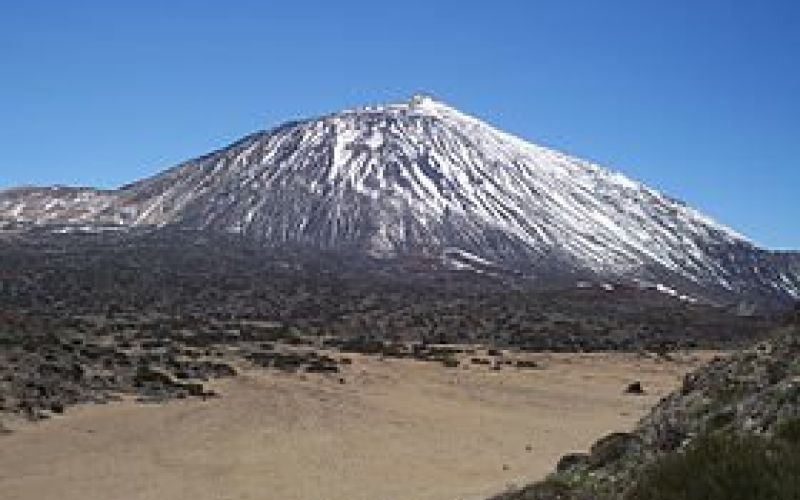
0;97;797;306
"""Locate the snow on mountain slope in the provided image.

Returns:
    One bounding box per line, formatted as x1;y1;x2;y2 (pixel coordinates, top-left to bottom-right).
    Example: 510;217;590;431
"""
1;95;798;305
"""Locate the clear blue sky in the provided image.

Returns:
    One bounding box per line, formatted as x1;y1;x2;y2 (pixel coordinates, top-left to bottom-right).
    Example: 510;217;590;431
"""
1;1;798;249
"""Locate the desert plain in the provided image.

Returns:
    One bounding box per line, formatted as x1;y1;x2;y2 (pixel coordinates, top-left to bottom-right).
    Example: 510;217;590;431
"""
0;350;714;500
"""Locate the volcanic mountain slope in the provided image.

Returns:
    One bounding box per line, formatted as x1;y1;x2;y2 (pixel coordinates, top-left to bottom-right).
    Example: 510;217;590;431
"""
1;95;798;306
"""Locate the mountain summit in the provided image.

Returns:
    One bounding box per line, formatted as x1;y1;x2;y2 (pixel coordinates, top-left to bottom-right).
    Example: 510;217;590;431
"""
1;96;798;306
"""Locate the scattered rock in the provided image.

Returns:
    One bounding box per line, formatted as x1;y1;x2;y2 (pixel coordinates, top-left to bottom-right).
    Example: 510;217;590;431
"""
556;452;589;472
625;381;645;394
588;432;642;468
180;382;206;397
440;358;460;368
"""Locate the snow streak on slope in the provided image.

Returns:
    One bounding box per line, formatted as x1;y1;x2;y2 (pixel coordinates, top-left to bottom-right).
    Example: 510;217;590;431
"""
0;95;798;305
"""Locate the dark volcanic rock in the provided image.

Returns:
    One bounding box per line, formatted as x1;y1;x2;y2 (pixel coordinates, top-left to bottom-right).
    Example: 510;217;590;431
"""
556;453;590;473
624;381;645;395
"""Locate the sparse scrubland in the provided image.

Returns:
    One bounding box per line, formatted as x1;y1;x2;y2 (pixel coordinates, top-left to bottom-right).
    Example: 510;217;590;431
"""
0;231;778;420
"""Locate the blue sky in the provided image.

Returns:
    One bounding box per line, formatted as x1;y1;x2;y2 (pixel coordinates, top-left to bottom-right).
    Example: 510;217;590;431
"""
1;1;798;248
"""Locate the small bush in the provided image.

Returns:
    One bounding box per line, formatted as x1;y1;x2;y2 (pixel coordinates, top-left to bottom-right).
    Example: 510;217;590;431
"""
775;417;800;445
490;476;575;500
627;432;800;500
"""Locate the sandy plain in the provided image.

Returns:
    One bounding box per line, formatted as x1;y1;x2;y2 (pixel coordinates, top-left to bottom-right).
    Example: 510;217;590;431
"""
0;351;713;500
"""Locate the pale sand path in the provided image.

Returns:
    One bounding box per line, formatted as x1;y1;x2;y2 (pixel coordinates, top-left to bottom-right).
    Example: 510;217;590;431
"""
0;352;711;500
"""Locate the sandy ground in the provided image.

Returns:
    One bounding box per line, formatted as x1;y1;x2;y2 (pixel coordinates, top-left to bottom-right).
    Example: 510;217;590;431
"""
0;351;713;500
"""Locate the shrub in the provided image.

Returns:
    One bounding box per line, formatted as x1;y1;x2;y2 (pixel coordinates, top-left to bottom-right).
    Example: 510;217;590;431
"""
775;417;800;446
490;476;575;500
627;432;800;500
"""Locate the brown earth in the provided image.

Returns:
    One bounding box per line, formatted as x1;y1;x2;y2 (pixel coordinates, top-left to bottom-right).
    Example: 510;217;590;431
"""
0;351;715;500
